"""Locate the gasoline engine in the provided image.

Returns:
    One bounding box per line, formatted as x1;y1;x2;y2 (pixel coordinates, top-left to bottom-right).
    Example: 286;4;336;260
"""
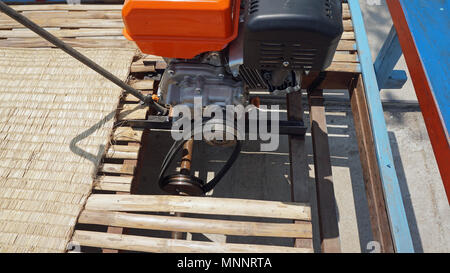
0;0;343;196
123;0;343;109
120;0;344;195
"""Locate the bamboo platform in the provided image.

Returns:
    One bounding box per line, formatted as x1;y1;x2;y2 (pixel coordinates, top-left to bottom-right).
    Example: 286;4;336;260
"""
0;47;135;252
0;3;373;253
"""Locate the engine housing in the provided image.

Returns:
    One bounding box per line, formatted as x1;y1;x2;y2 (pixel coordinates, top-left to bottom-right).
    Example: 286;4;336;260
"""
243;0;343;71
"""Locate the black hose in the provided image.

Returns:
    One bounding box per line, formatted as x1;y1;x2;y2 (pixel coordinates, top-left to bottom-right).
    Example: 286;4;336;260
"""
0;1;168;115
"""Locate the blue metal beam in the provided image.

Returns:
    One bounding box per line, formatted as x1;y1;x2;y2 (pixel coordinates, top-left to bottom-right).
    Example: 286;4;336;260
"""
347;0;414;253
374;25;407;89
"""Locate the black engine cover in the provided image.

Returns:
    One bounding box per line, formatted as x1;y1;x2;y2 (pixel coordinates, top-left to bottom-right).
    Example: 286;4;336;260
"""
243;0;343;71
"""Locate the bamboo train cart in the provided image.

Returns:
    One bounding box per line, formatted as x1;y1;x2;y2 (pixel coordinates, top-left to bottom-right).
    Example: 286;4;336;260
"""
0;0;414;253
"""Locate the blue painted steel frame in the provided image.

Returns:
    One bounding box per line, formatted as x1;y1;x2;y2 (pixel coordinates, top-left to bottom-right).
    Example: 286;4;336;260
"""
347;0;414;252
374;26;407;90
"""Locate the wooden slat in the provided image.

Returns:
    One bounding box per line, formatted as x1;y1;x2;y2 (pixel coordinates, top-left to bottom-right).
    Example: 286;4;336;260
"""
342;31;355;40
11;5;123;11
302;71;356;90
308;89;341;253
0;38;136;49
0;18;124;29
130;80;154;90
95;176;133;184
100;163;135;175
343;11;350;20
105;145;139;160
118;104;148;120
0;28;123;38
93;182;131;192
132;58;167;70
0;11;121;21
332;53;358;63
337;40;356;51
78;210;313;238
130;63;156;73
72;230;313;253
108;145;140;153
112;127;143;142
343;20;353;31
85;194;312;221
326;62;360;73
93;176;133;191
287;92;314;249
124;91;151;103
349;75;394;252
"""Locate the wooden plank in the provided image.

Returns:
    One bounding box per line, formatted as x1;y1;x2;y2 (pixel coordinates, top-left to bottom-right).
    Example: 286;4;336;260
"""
349;75;394;252
105;145;139;160
95;176;133;185
342;31;355;40
118;104;148;120
11;5;123;11
337;40;356;51
124;91;151;103
287;92;313;249
85;194;312;221
0;18;124;29
121;142;140;192
112;127;143;142
100;163;135;175
72;230;313;253
0;38;136;49
102;191;130;253
326;62;360;73
350;0;414;252
108;145;141;153
130;63;156;73
78;210;313;238
130;80;154;90
102;141;141;252
133;58;167;70
343;20;353;31
0;11;121;20
93;182;131;192
302;71;357;90
308;89;341;253
332;53;358;63
343;11;351;20
0;28;124;38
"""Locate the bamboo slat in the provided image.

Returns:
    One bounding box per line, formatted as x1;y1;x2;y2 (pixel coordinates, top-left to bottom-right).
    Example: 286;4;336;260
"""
11;4;123;11
85;194;312;221
112;127;143;142
72;230;313;253
78;210;313;238
0;47;135;253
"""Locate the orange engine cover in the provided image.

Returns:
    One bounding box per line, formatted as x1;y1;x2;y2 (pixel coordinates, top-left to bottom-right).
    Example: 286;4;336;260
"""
122;0;241;59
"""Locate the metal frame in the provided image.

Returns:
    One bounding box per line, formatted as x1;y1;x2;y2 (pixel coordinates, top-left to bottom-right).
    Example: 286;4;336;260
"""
348;0;414;252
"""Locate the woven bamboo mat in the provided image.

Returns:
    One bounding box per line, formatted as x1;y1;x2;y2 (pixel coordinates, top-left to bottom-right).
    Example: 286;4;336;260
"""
0;47;135;252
